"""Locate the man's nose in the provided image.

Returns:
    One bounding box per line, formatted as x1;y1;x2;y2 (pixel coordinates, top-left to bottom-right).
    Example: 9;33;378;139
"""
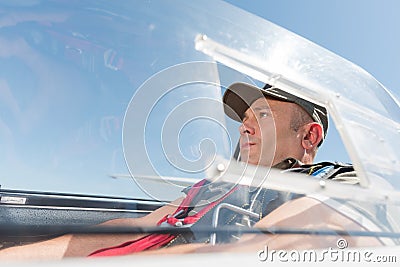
240;117;256;135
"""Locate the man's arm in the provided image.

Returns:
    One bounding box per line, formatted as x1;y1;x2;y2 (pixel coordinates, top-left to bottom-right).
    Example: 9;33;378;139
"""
191;196;383;253
0;197;184;260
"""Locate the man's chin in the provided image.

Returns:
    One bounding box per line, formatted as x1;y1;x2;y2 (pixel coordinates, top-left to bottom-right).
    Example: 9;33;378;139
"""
239;157;259;166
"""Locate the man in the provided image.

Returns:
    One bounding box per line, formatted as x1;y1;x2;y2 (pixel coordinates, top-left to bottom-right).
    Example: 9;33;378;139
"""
0;82;368;259
136;82;386;255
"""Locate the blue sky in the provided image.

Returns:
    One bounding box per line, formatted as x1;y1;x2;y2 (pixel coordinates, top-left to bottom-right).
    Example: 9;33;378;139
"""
225;0;400;100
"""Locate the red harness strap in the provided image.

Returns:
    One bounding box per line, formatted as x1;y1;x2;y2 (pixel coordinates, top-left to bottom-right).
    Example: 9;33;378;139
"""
88;179;237;257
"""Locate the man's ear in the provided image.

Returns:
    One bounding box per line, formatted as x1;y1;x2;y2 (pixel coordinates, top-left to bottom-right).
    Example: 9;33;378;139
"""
301;123;323;150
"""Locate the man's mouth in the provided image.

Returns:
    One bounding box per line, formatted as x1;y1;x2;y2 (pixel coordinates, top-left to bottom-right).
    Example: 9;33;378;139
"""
241;142;256;149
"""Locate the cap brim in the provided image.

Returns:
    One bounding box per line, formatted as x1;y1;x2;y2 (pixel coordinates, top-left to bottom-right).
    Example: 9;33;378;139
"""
223;82;292;122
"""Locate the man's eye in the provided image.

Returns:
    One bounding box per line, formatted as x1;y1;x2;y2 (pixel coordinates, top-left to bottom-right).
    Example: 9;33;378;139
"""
259;112;270;118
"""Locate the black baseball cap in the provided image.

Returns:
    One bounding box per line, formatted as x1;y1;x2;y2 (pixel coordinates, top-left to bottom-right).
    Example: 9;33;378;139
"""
223;82;328;145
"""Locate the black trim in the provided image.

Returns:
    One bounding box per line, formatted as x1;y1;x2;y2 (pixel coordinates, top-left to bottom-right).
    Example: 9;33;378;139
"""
0;189;165;211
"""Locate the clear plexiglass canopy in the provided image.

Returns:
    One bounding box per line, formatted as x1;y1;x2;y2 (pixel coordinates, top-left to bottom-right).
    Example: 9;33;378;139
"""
0;0;399;204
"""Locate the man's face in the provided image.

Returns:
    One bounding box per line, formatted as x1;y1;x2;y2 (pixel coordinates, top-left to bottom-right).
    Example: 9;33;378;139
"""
239;97;302;166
